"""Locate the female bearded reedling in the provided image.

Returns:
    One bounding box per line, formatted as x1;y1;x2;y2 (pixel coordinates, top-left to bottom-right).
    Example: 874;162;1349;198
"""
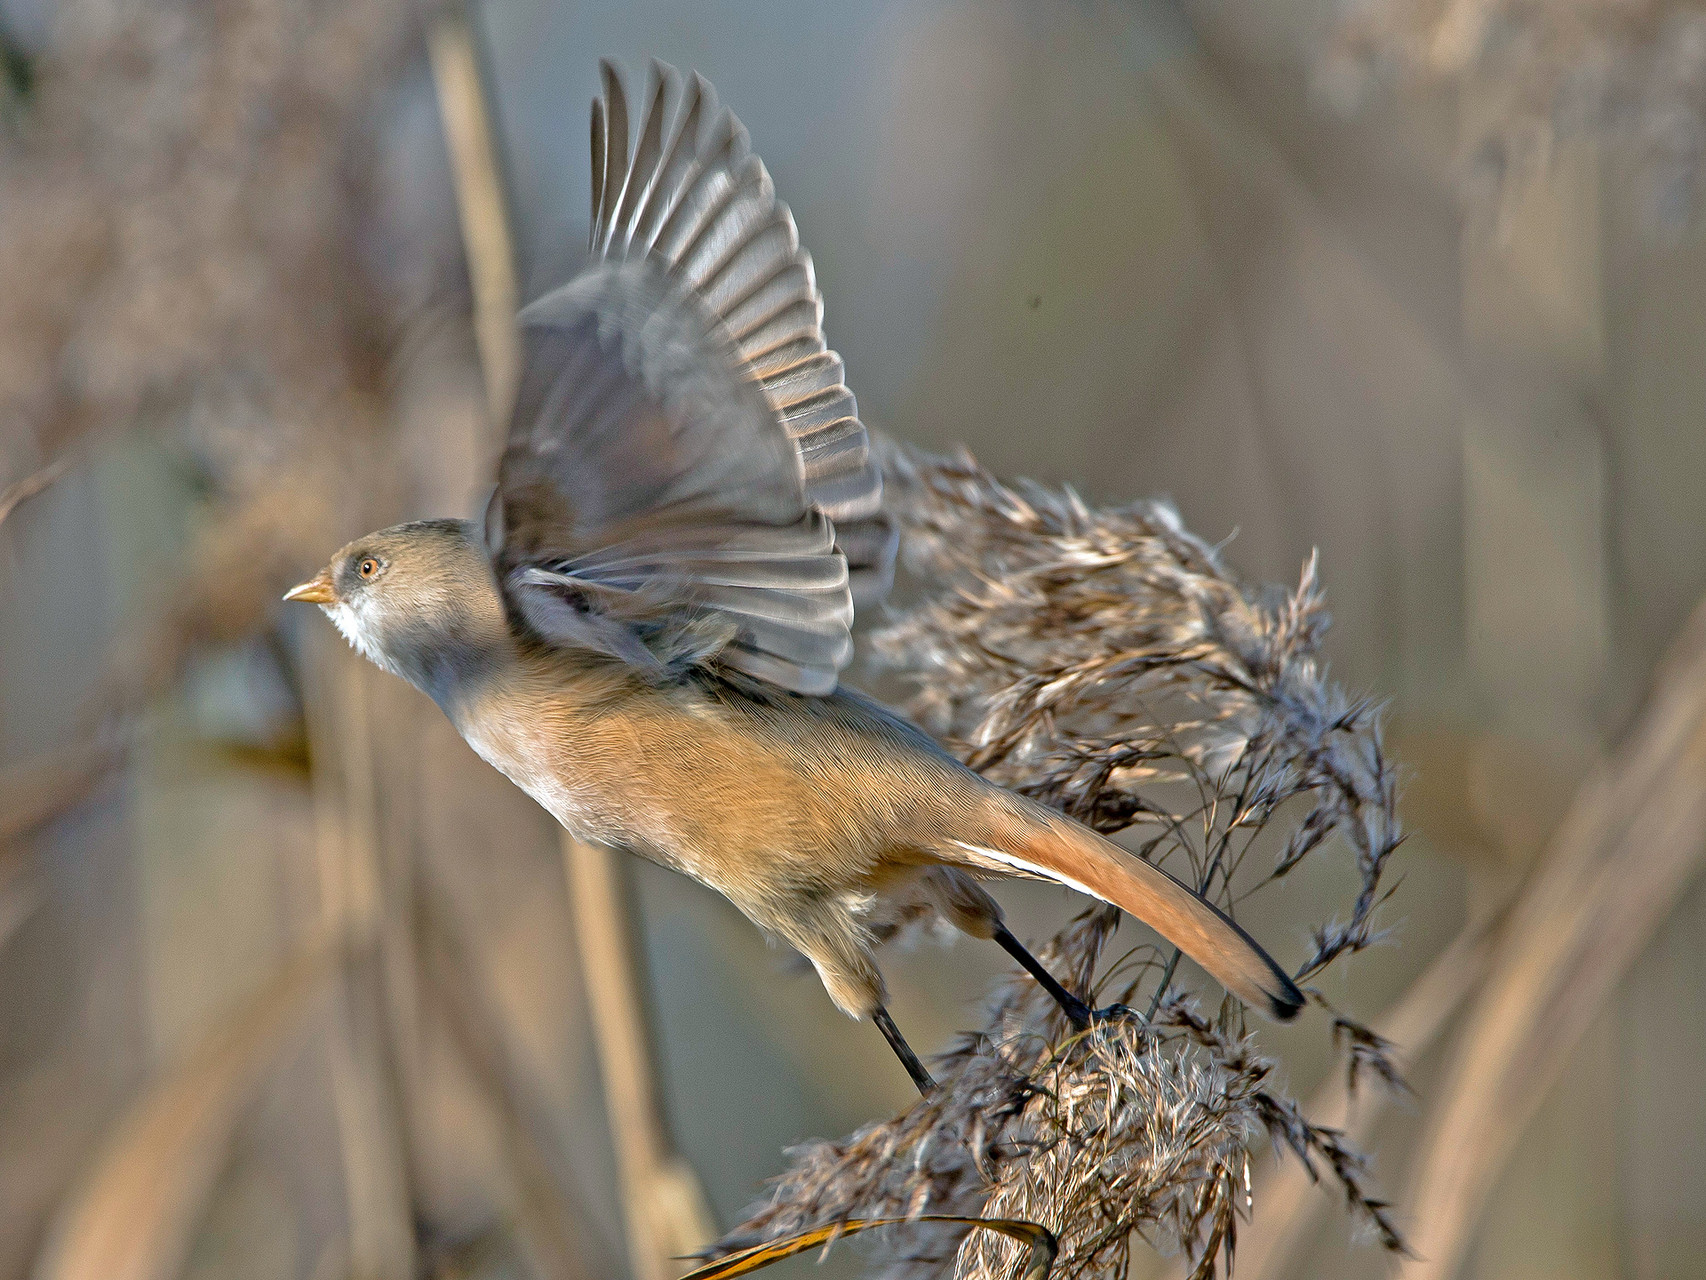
287;61;1303;1094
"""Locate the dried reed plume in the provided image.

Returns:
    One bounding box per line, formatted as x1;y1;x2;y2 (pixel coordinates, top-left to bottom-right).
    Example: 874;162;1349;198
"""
875;444;1400;980
0;0;428;719
1323;0;1706;223
716;446;1406;1280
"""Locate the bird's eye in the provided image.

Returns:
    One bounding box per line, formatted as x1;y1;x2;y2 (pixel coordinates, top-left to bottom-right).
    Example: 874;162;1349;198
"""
358;558;381;580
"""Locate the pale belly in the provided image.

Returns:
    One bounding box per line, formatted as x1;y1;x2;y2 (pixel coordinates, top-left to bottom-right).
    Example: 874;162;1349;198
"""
460;719;607;838
454;711;700;877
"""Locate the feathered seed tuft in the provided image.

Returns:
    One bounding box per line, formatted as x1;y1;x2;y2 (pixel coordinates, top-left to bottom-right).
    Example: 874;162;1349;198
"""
714;445;1408;1280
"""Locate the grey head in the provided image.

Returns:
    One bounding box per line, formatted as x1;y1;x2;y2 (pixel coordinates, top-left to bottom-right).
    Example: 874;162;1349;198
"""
285;518;510;706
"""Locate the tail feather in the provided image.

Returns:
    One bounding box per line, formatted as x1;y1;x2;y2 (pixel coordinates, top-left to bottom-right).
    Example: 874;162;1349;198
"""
947;808;1304;1020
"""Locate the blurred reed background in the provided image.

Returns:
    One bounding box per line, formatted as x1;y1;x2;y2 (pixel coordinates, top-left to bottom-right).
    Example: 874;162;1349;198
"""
4;2;1706;1279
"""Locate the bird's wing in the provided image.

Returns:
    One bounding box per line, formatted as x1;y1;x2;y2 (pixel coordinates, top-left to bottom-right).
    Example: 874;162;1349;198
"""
496;62;894;695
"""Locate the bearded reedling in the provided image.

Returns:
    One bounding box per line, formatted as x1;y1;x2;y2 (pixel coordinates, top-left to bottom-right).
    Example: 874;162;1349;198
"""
287;61;1302;1094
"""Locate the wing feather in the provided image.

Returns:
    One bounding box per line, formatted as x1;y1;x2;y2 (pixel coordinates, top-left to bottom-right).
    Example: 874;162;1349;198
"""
589;98;607;250
497;61;892;695
607;72;669;256
629;72;706;256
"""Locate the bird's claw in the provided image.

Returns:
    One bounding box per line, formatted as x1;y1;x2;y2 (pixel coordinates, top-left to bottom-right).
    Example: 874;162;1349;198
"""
1061;998;1137;1032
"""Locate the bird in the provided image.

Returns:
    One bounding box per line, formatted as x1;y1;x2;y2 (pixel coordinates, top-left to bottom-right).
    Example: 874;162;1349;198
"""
286;60;1303;1095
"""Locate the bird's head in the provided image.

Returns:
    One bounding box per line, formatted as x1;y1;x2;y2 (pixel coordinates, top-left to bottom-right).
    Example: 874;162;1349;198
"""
285;518;509;701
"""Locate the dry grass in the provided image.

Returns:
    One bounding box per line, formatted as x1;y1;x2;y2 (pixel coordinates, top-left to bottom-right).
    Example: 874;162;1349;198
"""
0;456;64;526
0;5;492;1279
716;446;1408;1280
0;0;431;722
33;938;341;1280
1238;921;1497;1280
1396;594;1706;1280
1323;0;1706;223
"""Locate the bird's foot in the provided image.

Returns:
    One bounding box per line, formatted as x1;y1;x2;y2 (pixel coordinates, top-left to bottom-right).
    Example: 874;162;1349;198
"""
992;923;1138;1033
1059;997;1137;1032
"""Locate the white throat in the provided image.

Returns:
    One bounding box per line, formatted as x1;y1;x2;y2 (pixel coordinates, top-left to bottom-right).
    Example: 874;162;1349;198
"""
324;599;403;677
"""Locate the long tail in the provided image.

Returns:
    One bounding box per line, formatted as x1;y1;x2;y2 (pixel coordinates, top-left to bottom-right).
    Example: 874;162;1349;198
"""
945;801;1305;1020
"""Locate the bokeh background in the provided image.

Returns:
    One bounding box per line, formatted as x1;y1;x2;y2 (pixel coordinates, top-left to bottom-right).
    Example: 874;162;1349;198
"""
4;1;1706;1279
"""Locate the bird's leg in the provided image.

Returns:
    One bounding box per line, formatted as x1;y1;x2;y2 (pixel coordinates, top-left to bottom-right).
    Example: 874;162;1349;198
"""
992;922;1129;1029
873;1005;937;1097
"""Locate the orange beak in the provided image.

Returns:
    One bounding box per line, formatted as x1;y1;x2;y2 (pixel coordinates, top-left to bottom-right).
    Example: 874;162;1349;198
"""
283;568;336;605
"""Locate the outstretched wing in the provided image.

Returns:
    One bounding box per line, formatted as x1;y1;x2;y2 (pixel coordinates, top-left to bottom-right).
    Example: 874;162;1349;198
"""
496;61;894;696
